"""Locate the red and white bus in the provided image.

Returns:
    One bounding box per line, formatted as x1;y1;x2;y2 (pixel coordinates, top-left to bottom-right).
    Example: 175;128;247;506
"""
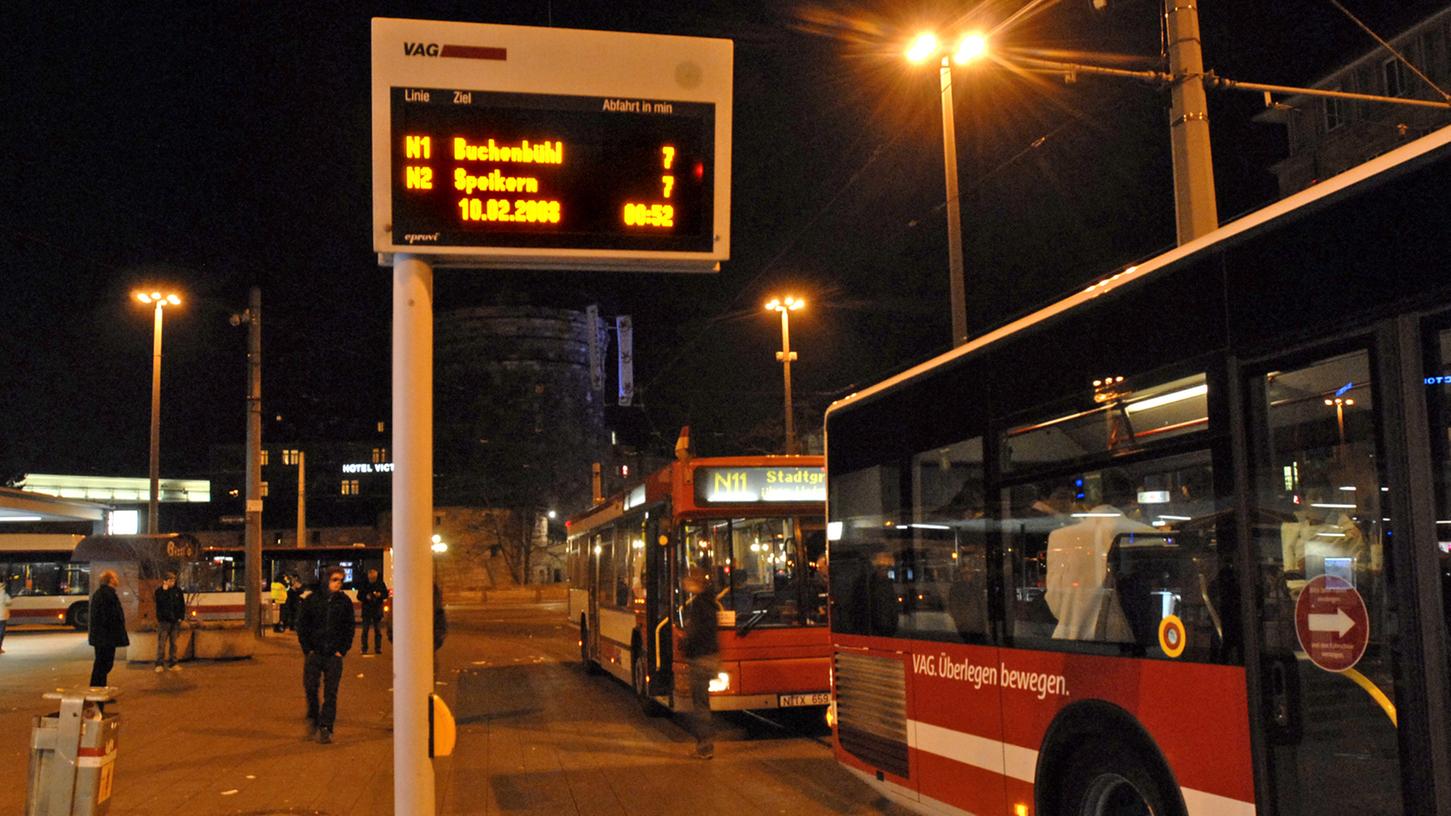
824;125;1451;815
568;454;831;712
1;534;91;628
0;534;390;627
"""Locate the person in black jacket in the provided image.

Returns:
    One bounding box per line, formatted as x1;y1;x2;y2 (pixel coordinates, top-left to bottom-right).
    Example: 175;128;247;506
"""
297;567;355;744
88;570;129;688
358;568;388;656
154;571;186;672
680;567;721;759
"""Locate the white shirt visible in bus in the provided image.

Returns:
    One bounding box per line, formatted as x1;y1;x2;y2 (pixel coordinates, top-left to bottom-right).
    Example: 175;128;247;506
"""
1044;505;1155;642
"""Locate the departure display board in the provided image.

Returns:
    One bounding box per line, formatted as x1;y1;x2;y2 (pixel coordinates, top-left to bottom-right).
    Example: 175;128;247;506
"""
391;88;715;253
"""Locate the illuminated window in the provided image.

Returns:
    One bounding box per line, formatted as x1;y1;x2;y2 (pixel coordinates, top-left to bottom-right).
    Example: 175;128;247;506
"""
372;448;388;464
259;449;270;467
283;449;300;466
341;479;360;496
377;421;386;433
260;481;269;498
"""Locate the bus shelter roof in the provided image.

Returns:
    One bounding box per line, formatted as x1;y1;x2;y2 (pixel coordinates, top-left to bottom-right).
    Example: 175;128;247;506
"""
0;486;108;523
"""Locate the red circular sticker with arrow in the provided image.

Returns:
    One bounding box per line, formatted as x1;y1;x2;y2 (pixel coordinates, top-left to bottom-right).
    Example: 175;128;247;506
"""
1294;574;1370;673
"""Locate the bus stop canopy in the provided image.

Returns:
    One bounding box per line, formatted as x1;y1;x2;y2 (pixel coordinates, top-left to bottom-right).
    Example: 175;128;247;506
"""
0;486;108;523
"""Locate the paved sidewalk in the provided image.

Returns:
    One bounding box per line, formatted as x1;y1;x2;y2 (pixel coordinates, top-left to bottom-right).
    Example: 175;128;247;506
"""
0;607;899;816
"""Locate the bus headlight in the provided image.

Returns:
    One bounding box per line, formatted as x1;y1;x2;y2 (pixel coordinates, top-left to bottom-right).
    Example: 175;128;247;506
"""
825;701;837;729
708;672;731;693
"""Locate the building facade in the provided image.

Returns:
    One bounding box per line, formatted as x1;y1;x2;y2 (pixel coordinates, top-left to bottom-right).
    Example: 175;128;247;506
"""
1261;7;1451;197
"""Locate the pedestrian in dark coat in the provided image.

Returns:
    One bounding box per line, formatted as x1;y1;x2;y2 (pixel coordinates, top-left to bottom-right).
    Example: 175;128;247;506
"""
283;576;303;631
88;570;129;688
297;567;355;744
153;571;186;671
680;567;721;759
358;568;388;655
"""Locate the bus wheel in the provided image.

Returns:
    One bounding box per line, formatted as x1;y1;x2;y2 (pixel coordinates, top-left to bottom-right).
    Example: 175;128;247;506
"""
580;617;600;675
632;649;667;717
67;602;90;631
1060;744;1173;816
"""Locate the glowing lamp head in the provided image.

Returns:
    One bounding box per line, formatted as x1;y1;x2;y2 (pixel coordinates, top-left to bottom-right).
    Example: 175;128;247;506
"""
766;296;805;313
953;33;988;65
134;290;182;307
906;32;939;64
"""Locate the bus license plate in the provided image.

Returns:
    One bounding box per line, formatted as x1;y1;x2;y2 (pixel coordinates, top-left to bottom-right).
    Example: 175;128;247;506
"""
779;693;831;707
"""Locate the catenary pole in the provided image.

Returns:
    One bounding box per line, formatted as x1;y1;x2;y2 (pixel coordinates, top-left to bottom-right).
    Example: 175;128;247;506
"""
244;287;263;637
393;253;435;815
1165;0;1219;243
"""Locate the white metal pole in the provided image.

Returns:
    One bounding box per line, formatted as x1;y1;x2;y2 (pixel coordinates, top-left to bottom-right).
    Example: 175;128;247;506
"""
940;57;969;347
779;308;797;455
148;301;163;534
393;253;435;815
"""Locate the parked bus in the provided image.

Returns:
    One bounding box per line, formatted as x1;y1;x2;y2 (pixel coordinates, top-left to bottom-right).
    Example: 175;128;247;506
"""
0;535;389;628
824;124;1451;816
0;534;91;628
568;454;830;712
190;543;392;622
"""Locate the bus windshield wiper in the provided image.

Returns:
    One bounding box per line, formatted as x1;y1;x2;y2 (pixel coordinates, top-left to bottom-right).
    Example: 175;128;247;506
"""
736;609;768;637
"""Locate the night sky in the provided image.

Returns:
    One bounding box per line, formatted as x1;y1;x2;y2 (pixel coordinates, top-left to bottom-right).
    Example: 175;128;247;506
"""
5;0;1447;479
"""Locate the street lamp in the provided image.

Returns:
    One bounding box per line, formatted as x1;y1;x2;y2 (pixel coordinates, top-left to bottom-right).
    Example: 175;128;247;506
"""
764;296;804;455
133;290;182;534
907;31;988;348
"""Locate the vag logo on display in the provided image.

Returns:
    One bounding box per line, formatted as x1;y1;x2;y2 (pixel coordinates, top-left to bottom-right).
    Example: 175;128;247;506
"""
403;42;441;56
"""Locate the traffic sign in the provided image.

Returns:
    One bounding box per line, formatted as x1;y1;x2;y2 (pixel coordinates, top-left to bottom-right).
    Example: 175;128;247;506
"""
1294;574;1369;672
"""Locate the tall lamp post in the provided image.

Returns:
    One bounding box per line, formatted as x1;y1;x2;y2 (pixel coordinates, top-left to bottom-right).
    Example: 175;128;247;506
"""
765;296;804;455
907;32;988;348
133;290;182;534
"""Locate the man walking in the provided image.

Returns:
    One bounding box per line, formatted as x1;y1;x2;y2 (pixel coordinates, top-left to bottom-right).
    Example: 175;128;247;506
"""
358;567;388;656
88;570;128;688
297;567;354;744
680;567;722;759
154;571;186;672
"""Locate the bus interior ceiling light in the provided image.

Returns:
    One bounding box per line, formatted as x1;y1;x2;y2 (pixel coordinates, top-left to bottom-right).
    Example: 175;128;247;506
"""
1124;383;1208;414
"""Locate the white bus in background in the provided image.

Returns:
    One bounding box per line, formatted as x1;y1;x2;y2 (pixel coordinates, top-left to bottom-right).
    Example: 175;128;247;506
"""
0;534;91;628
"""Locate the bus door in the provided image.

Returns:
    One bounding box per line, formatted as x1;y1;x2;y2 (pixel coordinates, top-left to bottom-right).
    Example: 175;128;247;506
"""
1245;341;1425;814
643;511;673;699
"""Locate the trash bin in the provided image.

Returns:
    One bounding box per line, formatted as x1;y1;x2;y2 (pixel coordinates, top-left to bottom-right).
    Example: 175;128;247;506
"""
26;687;120;816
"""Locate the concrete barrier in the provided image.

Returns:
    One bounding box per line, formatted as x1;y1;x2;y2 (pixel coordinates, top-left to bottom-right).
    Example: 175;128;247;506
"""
479;585;569;604
124;627;196;664
193;625;255;660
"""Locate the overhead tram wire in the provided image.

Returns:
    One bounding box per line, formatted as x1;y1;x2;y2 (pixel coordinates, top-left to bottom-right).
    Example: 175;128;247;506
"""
638;135;900;405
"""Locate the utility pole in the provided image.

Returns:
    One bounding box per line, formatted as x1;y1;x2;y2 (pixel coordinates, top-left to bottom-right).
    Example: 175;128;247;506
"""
240;287;263;637
1165;0;1219;243
296;450;306;548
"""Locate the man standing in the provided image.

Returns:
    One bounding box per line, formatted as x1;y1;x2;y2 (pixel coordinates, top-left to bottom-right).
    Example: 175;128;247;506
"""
297;567;354;744
0;582;12;654
680;567;721;759
358;567;388;656
88;570;129;688
154;571;186;672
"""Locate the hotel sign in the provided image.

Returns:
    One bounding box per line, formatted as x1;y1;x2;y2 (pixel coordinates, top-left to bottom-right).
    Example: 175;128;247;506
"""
695;467;825;504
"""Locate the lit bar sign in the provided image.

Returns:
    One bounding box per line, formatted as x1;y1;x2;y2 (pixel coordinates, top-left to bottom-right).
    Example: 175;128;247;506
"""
696;467;825;504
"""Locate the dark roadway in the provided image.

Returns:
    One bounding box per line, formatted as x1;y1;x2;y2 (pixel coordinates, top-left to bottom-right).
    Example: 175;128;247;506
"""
0;601;906;815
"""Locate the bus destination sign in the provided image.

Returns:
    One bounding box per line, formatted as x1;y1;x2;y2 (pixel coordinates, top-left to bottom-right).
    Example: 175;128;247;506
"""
696;467;825;505
391;89;715;255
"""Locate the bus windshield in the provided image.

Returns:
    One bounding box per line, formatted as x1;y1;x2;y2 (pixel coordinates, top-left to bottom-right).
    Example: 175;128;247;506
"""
681;516;826;628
